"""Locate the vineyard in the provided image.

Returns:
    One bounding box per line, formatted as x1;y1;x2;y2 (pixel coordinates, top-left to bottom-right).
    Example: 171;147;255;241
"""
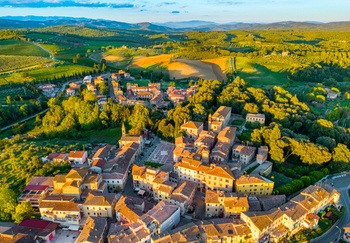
0;40;49;57
0;55;51;73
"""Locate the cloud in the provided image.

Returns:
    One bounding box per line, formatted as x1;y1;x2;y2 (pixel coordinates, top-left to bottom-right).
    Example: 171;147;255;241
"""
170;10;180;14
0;0;135;8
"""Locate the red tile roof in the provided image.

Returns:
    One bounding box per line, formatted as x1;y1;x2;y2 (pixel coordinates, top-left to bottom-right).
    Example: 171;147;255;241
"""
19;219;53;229
24;185;48;191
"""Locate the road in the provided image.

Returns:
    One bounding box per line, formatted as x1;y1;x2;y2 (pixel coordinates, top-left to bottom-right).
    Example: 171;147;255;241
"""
0;108;49;132
32;42;55;60
311;173;350;243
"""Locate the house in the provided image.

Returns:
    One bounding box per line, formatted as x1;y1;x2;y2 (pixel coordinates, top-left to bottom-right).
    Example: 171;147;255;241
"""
205;190;249;218
325;88;341;100
69;82;81;90
102;142;138;191
17;185;50;208
108;222;151;243
180;121;203;139
115;195;150;223
194;130;217;150
241;208;287;242
246;113;265;125
232;145;256;164
132;165;170;196
210;142;231;163
52;168;104;199
174;160;235;192
75;217;107;243
27;176;54;192
67;151;88;165
209;106;232;132
250;161;273;177
235;175;274;196
119;135;145;153
83;75;92;84
140;201;181;236
175;136;194;149
217;126;236;148
152;218;252;243
82;192;117;218
90;159;106;174
343;222;350;242
47;153;68;163
168;181;196;215
0;219;59;243
66;88;76;96
39;196;81;226
92;145;113;163
257;146;269;164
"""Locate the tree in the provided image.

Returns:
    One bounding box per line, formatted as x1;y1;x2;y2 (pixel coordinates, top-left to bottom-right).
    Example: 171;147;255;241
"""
243;103;259;115
333;143;350;163
0;188;17;221
128;104;150;134
98;82;109;95
13;202;33;224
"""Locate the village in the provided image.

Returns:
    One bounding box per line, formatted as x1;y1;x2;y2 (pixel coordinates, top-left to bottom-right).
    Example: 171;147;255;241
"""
0;71;344;243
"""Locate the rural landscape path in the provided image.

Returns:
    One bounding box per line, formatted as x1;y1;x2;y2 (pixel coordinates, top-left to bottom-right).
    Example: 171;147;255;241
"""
32;42;55;60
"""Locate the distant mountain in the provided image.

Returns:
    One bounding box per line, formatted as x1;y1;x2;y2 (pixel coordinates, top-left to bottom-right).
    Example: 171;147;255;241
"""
154;20;218;29
0;16;349;32
0;16;172;32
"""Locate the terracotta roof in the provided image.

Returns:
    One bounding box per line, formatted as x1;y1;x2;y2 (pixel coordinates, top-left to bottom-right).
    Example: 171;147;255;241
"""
243;208;285;232
28;177;54;187
140;201;179;225
217;126;236;142
65;168;89;180
76;217;107;243
93;145;112;159
232;145;256;156
68;151;86;159
180;121;203;130
212;106;231;120
205;190;220;204
236;175;273;185
39;201;79;211
119;135;141;143
91;159;106;168
83;192;115;206
172;181;196;199
206;165;234;180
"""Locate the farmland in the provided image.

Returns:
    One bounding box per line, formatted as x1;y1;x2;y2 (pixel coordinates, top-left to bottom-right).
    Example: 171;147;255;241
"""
0;55;51;73
0;40;49;57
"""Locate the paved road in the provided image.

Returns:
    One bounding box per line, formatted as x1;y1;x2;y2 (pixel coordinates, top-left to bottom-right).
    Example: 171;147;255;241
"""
0;108;49;132
311;173;350;243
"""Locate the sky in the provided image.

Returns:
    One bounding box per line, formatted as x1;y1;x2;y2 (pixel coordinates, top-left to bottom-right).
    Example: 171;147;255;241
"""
0;0;348;23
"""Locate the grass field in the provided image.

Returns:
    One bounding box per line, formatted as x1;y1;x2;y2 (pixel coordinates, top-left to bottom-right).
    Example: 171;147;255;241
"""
0;55;51;73
0;40;49;57
268;172;293;188
235;57;291;86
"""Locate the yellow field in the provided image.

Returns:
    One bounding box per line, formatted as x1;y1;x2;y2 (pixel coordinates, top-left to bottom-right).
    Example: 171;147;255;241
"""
128;55;227;81
128;54;171;69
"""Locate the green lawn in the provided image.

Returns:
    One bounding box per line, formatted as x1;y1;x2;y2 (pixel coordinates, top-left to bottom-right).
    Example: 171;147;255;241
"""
268;172;293;188
26;64;94;80
79;127;122;144
0;40;49;57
